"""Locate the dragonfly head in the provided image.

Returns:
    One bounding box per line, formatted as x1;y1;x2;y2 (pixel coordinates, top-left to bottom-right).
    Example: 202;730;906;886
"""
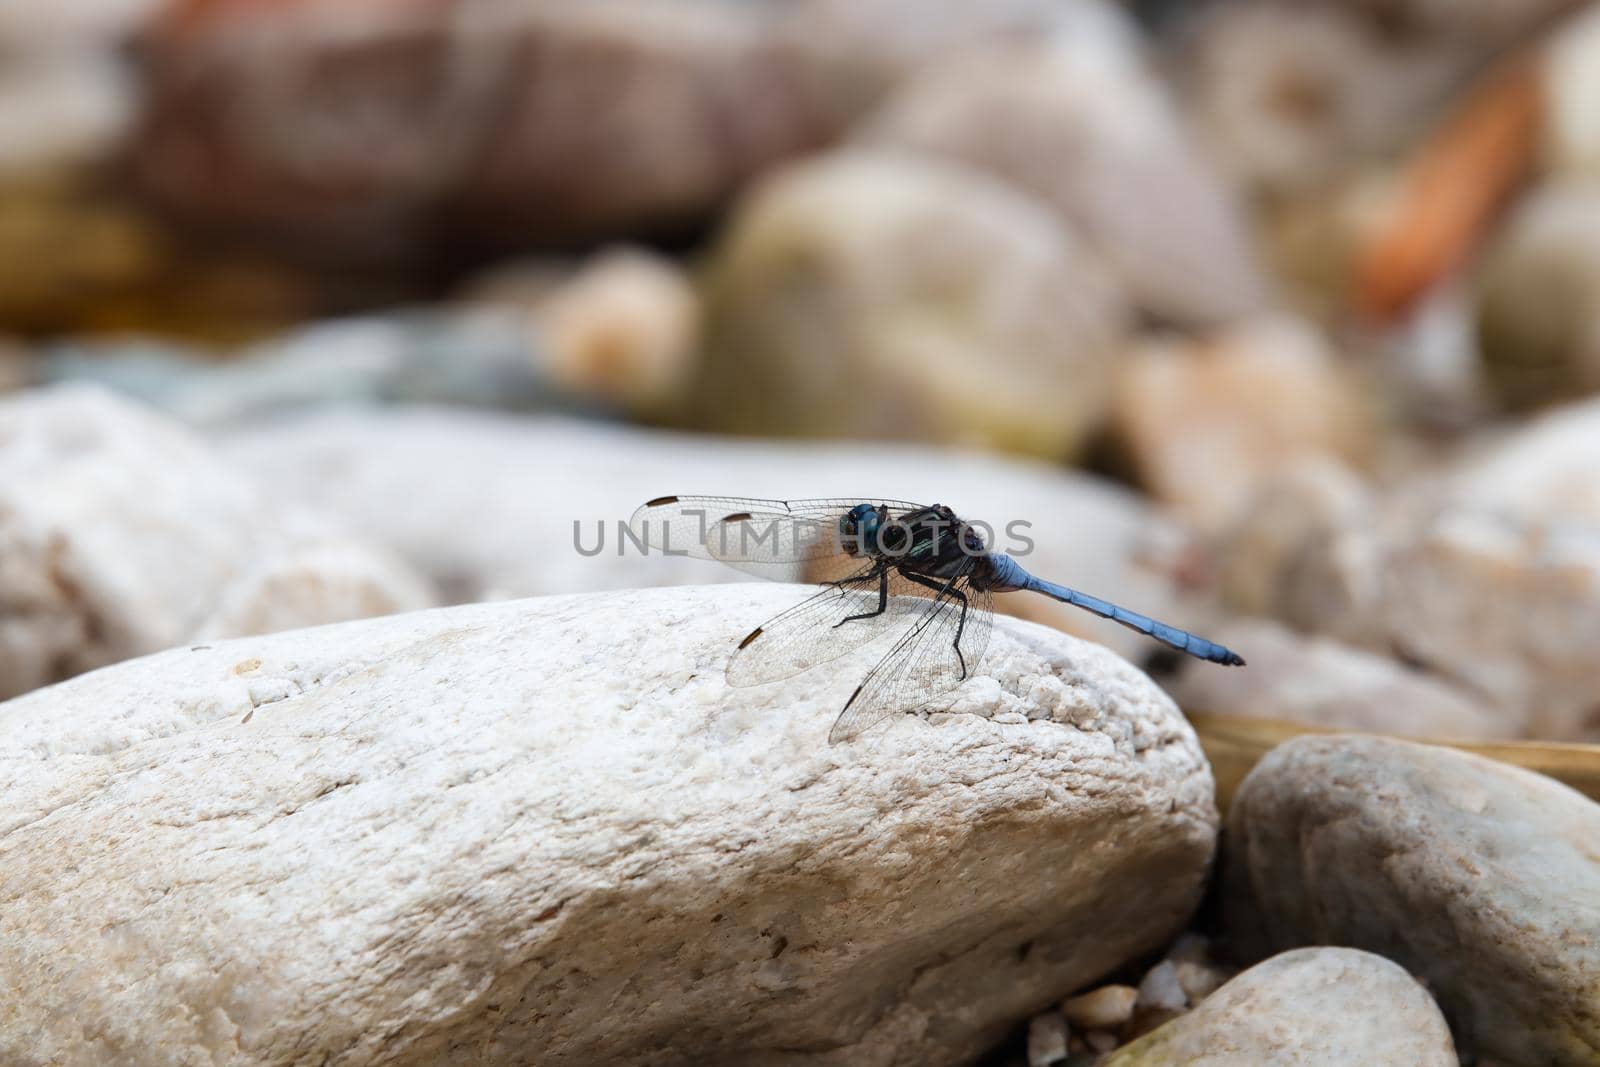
840;503;882;556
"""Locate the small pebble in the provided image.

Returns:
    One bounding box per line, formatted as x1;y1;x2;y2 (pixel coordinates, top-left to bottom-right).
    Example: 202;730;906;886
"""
1084;1029;1119;1054
1026;1011;1071;1067
1060;983;1139;1029
1137;959;1188;1012
1174;958;1228;1003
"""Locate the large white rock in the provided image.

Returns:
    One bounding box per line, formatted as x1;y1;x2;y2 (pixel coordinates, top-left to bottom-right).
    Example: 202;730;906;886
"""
0;386;434;700
0;584;1218;1066
218;408;1216;663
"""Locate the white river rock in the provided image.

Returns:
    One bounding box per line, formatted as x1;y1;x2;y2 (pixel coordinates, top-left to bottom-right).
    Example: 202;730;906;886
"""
0;583;1218;1066
0;386;433;700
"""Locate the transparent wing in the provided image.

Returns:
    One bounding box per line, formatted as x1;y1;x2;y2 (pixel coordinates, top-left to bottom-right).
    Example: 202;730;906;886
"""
629;495;927;583
727;566;950;687
828;566;995;745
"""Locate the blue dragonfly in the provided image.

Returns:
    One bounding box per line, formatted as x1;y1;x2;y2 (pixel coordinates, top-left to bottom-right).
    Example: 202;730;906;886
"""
630;496;1243;743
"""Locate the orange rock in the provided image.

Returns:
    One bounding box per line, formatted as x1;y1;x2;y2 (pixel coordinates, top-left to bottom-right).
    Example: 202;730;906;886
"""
1352;57;1541;322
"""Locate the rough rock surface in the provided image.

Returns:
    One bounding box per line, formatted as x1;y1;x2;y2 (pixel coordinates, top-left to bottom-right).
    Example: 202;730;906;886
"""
1161;618;1510;739
861;38;1266;325
0;583;1218;1066
1101;948;1456;1066
1217;446;1600;738
217;408;1215;662
1226;735;1600;1065
0;386;433;700
1378;504;1600;739
696;150;1128;459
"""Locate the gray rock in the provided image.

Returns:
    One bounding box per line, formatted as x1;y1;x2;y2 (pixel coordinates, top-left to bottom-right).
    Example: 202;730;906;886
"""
217;408;1214;663
41;309;559;425
1162;618;1511;739
0;386;433;700
696;149;1128;459
1219;439;1600;738
1226;735;1600;1065
1102;947;1456;1066
1442;392;1600;527
861;38;1266;325
1215;458;1383;645
1378;504;1600;739
0;583;1218;1066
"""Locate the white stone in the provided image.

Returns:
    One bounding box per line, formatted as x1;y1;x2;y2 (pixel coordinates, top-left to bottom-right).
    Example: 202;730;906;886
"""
1026;1012;1070;1067
1103;948;1456;1066
218;408;1213;662
0;386;434;700
0;583;1217;1066
1136;959;1188;1013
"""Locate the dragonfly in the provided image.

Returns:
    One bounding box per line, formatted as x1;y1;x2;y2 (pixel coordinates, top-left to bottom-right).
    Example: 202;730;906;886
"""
630;496;1244;744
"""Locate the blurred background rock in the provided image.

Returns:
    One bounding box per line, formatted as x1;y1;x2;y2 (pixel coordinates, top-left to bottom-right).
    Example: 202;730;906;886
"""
10;0;1600;737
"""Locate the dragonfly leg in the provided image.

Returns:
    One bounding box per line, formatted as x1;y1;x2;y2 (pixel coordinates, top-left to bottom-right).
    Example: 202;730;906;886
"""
834;565;889;628
898;569;971;677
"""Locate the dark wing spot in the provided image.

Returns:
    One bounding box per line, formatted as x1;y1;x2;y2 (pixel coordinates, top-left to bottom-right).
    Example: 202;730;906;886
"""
844;684;863;709
645;495;679;507
738;627;764;649
721;512;753;523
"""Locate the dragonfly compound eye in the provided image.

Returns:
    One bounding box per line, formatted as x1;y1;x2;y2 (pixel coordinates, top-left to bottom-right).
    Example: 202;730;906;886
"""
840;503;880;554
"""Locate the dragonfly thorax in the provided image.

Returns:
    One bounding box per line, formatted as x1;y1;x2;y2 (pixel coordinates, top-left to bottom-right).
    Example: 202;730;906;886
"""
841;502;991;581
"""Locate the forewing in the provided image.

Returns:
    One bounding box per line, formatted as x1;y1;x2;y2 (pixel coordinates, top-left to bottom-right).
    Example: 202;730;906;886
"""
827;569;995;744
726;566;927;686
629;496;928;582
